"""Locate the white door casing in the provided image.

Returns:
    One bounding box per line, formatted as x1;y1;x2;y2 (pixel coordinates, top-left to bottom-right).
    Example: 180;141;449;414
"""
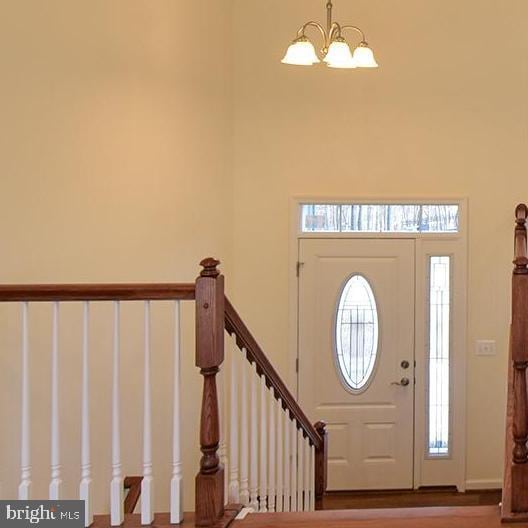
298;238;415;490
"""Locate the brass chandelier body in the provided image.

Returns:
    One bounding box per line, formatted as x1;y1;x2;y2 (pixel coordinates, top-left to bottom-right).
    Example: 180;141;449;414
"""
282;0;378;69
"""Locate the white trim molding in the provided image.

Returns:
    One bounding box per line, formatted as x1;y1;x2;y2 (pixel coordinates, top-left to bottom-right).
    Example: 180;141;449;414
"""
465;479;502;490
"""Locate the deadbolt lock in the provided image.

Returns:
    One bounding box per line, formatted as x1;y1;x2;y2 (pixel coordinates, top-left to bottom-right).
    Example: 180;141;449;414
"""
401;360;410;369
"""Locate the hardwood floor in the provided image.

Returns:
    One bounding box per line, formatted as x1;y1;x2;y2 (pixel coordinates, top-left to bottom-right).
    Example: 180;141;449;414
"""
233;505;528;528
90;491;505;528
321;488;502;510
91;505;241;528
90;503;524;528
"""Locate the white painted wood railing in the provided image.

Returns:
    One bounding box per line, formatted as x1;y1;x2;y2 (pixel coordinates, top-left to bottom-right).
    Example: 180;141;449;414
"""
223;297;326;515
49;302;61;500
2;284;193;527
141;301;154;525
110;301;124;526
222;339;318;513
80;301;93;526
18;302;31;501
170;301;184;525
3;260;326;528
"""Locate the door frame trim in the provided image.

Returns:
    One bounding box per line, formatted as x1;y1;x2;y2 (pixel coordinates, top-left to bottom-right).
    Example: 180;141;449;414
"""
288;196;468;491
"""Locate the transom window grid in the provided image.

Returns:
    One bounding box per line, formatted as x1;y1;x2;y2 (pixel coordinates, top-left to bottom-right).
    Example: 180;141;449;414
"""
301;203;459;234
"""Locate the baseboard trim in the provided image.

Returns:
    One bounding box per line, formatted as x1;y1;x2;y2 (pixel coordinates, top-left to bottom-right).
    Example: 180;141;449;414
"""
465;479;502;490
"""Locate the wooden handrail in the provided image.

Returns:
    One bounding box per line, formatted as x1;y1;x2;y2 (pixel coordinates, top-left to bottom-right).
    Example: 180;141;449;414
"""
0;283;195;302
0;257;325;525
225;297;323;450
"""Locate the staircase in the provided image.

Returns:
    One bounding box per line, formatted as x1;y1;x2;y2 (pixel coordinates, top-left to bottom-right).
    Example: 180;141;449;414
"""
5;206;528;527
1;257;327;527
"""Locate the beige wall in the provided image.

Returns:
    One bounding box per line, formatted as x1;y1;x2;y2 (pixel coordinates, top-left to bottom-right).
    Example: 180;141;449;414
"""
1;0;526;510
0;0;233;511
232;0;528;486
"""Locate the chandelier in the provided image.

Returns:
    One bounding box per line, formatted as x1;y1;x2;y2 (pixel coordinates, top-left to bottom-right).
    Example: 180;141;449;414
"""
282;0;378;69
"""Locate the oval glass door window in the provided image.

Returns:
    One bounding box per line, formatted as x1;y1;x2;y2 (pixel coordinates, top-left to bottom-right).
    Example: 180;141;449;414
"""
335;275;379;392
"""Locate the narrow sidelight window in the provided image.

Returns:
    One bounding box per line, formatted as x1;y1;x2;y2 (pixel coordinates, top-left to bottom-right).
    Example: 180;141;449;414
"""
428;256;451;456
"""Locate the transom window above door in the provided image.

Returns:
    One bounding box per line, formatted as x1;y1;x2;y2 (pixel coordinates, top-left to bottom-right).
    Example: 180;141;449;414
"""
300;203;459;233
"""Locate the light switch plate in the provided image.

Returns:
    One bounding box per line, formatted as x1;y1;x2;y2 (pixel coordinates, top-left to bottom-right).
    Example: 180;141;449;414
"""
476;340;496;356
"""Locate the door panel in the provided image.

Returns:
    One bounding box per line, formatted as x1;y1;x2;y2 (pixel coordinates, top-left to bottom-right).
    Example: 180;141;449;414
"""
298;239;415;490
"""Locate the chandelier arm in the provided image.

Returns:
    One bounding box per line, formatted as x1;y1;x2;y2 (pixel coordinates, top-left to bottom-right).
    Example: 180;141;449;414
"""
328;22;342;41
297;21;330;49
339;25;367;43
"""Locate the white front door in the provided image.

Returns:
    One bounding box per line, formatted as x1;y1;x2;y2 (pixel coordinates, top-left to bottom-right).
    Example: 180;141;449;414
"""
298;238;415;490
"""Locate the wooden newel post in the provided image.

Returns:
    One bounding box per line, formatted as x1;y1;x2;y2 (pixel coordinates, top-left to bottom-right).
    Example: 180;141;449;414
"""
195;258;225;526
511;205;528;513
314;421;327;509
514;204;528;274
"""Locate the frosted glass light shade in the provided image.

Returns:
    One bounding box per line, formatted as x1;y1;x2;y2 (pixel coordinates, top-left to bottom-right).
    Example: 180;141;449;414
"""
324;38;356;68
352;43;379;68
281;38;320;66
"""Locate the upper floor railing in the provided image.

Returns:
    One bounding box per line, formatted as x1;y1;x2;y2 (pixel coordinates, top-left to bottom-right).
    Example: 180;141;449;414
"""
1;257;327;527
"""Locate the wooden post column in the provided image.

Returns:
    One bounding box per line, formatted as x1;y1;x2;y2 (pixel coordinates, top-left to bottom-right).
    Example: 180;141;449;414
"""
195;258;225;527
313;421;327;510
511;204;528;514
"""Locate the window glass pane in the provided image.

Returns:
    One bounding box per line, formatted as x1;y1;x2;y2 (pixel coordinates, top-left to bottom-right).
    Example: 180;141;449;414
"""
421;205;459;232
428;256;451;456
301;203;459;233
341;205;383;232
335;275;379;391
361;205;383;232
386;205;421;232
302;204;340;232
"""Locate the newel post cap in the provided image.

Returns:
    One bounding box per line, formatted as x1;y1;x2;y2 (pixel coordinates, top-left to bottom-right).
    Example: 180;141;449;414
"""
200;257;221;278
314;420;327;435
516;203;528;224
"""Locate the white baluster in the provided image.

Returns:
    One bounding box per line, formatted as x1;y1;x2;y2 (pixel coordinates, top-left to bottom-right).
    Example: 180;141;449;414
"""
141;301;154;524
268;388;276;513
303;437;310;511
170;301;183;524
18;302;31;499
290;421;297;512
297;429;303;511
218;354;228;504
80;302;93;526
259;376;267;513
275;399;283;513
49;302;61;499
228;339;240;503
249;362;259;511
239;349;249;507
283;410;290;512
309;444;315;511
110;301;123;526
